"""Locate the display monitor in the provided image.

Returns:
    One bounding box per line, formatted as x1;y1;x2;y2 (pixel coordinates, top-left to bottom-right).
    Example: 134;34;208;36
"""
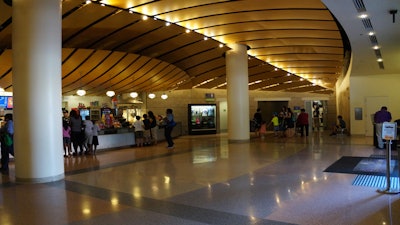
0;96;12;109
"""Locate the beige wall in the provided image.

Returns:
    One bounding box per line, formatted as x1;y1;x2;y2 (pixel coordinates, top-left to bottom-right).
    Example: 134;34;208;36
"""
350;74;400;135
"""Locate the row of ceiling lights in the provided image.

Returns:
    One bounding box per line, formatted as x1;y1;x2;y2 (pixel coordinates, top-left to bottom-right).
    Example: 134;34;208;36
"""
81;0;321;92
76;89;168;100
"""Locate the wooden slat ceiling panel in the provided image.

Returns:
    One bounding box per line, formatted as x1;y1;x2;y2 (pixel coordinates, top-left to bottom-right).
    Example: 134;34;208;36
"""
179;10;334;29
82;54;144;95
0;0;348;95
265;81;312;91
64;11;135;48
77;51;128;87
62;49;95;81
0;1;11;23
138;31;205;58
185;58;226;76
197;21;339;37
115;25;182;53
0;50;12;91
62;5;117;44
252;46;343;55
191;65;226;81
198;77;226;89
268;54;342;62
150;70;189;91
141;0;327;20
0;26;11;50
287;85;327;92
85;54;140;90
169;45;225;69
248;38;343;48
62;50;117;92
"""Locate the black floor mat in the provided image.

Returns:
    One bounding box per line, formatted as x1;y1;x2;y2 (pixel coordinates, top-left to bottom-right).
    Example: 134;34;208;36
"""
324;156;399;177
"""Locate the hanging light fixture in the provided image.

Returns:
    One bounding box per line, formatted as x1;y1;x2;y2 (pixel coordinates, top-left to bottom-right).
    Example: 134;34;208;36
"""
148;93;156;99
106;91;115;97
161;93;168;100
76;89;86;96
76;71;86;96
130;92;138;98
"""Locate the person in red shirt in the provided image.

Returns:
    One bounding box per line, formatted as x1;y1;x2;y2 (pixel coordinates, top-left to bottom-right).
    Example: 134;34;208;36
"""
296;108;309;137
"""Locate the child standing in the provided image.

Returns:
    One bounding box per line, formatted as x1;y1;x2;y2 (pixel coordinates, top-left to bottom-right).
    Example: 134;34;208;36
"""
92;120;101;154
133;115;145;147
62;120;72;157
267;113;280;137
259;121;267;139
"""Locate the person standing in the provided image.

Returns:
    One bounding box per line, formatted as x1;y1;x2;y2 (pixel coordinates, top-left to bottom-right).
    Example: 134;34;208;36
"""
92;120;101;154
62;120;72;157
142;114;151;145
70;110;84;156
374;106;392;149
83;116;94;154
164;108;176;149
133;115;145;147
148;111;158;145
296;108;309;137
0;113;14;173
253;108;263;137
312;104;320;131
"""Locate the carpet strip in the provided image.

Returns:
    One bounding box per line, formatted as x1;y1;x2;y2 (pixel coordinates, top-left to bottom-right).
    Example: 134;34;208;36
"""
353;175;400;189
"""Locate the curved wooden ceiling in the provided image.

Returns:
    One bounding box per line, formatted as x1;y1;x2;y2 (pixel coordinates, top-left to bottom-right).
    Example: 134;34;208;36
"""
0;0;345;96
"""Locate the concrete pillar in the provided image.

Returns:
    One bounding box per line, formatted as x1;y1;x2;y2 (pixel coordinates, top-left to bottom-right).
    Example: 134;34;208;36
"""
13;0;64;182
225;44;250;142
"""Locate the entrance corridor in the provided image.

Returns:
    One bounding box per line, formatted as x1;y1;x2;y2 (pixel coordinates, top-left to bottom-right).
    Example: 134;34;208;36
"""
1;131;399;225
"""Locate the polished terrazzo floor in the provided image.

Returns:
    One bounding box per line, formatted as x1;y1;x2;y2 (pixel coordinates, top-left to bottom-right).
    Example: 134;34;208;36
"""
1;130;400;225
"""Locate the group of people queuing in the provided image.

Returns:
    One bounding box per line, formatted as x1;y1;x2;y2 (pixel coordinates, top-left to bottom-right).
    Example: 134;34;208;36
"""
62;109;100;157
133;108;176;149
0;113;14;173
253;106;347;138
254;106;297;138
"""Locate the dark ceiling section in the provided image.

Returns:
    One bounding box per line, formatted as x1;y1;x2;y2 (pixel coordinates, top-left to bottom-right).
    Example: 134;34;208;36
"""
0;0;348;95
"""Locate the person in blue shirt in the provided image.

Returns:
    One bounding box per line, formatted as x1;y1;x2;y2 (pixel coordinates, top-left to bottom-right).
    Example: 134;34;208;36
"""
163;108;176;149
1;113;14;173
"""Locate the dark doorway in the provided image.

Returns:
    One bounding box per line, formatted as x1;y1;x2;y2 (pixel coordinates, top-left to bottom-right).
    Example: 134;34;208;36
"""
256;101;288;130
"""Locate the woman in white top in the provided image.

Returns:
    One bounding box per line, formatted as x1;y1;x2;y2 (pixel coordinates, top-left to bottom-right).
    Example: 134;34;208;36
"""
83;116;94;154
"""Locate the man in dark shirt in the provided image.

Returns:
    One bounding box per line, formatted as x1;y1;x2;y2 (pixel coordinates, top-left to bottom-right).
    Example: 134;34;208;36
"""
374;106;392;149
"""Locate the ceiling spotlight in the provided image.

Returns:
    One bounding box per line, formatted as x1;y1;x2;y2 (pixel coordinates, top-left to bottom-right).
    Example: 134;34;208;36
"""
161;93;168;100
358;13;368;19
148;93;156;99
130;92;138;98
76;89;86;96
106;91;115;97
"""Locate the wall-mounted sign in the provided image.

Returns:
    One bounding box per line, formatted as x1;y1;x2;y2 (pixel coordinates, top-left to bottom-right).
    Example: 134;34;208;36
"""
382;122;397;140
205;93;215;102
